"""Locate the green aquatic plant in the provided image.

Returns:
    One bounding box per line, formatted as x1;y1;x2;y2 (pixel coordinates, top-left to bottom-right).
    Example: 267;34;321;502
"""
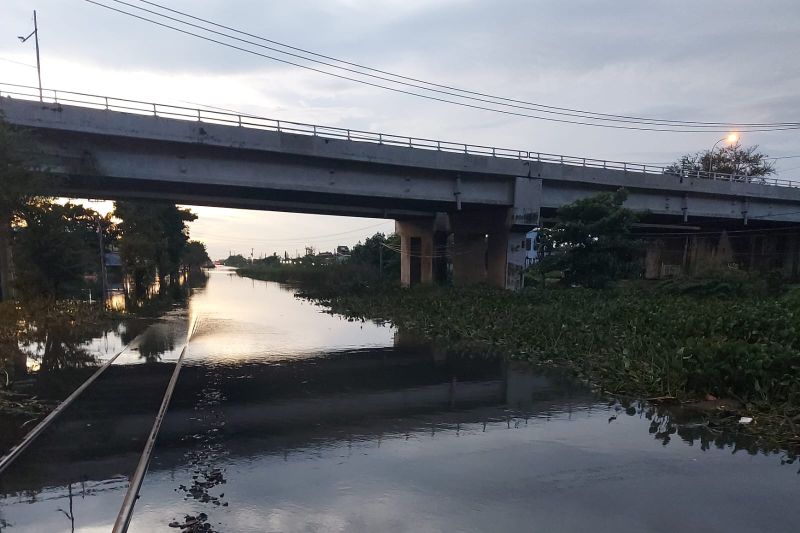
280;282;800;447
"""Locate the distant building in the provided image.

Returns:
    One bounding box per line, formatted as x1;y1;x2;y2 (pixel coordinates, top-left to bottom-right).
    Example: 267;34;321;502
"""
317;252;335;264
335;245;351;263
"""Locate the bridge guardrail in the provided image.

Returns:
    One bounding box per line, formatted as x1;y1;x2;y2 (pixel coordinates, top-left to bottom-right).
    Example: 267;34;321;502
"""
1;82;797;189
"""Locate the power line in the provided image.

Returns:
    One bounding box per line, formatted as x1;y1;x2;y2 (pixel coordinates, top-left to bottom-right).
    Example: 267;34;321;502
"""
633;222;800;237
83;0;800;133
628;154;800;168
192;221;392;244
126;0;800;130
99;0;800;131
0;56;37;68
380;242;453;259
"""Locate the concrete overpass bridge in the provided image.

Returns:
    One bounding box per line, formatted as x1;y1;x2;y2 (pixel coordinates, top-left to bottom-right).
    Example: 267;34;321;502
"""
2;83;800;286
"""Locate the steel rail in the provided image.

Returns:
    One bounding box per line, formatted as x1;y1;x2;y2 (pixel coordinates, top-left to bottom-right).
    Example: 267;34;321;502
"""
0;345;131;476
1;81;798;188
111;315;200;533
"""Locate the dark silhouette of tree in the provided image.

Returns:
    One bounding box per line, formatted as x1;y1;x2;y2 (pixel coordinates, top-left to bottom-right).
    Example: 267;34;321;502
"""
0;119;48;300
113;201;197;296
667;142;775;180
536;189;642;288
349;232;401;278
14;200;110;298
222;254;249;268
182;240;211;273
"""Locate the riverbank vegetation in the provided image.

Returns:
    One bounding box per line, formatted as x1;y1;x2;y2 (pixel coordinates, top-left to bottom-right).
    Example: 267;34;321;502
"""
237;232;400;294
309;279;800;450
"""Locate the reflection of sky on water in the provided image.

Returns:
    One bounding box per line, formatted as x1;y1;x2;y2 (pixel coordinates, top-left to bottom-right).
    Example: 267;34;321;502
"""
186;270;394;364
134;406;800;533
5;404;799;533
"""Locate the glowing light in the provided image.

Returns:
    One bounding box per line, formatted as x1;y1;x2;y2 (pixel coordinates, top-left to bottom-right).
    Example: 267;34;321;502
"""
727;133;739;144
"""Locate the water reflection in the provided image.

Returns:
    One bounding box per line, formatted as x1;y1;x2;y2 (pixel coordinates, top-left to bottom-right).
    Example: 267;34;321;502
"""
105;290;126;312
104;270;208;315
9;272;208;382
1;270;798;533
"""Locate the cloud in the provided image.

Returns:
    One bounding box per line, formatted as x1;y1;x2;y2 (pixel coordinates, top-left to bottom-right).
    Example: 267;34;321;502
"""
2;0;798;258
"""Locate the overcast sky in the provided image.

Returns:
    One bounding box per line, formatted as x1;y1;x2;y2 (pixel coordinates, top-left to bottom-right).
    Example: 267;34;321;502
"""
2;0;799;259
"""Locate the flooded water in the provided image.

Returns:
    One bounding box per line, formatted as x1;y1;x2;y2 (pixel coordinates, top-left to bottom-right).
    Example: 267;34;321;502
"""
1;268;798;532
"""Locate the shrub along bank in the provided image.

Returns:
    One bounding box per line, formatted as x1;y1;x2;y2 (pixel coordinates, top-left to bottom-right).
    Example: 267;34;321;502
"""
297;280;800;447
237;262;391;296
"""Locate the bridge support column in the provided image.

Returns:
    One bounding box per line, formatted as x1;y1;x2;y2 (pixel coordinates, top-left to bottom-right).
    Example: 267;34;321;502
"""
644;239;665;279
450;208;513;288
786;235;800;280
0;218;16;301
396;219;435;287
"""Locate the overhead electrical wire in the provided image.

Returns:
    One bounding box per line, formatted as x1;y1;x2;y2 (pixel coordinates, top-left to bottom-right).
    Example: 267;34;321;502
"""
121;0;800;130
143;0;800;130
105;0;790;130
631;223;800;237
0;57;37;69
83;0;800;133
193;221;392;245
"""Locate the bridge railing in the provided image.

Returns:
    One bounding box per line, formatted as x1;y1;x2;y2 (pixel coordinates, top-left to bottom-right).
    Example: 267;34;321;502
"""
1;82;797;189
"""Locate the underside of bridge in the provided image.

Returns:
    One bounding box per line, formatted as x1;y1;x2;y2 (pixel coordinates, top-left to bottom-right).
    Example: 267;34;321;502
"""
396;209;800;289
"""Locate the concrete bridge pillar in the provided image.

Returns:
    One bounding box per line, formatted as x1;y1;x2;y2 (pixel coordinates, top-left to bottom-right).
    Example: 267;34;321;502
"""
785;235;800;280
0;217;16;301
396;218;449;287
450;208;513;288
451;233;487;285
644;239;665;279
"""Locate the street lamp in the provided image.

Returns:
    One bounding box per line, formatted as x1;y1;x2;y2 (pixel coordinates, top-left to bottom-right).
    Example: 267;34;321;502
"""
17;10;42;102
708;133;739;173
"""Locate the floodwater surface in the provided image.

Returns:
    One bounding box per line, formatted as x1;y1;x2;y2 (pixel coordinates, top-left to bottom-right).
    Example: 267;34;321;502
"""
1;268;798;532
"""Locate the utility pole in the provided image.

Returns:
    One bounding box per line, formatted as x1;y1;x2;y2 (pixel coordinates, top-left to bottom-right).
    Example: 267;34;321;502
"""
379;242;384;277
98;220;108;308
33;11;42;101
18;10;43;101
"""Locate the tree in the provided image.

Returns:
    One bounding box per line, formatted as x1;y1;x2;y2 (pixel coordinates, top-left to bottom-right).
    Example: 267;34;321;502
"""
667;142;775;180
222;254;249;268
536;189;641;288
0;119;47;300
158;205;198;285
14;200;109;298
182;240;211;273
113;201;197;295
349;232;401;278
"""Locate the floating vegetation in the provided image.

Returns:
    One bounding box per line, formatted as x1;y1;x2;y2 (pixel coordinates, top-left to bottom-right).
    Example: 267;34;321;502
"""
293;283;800;451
